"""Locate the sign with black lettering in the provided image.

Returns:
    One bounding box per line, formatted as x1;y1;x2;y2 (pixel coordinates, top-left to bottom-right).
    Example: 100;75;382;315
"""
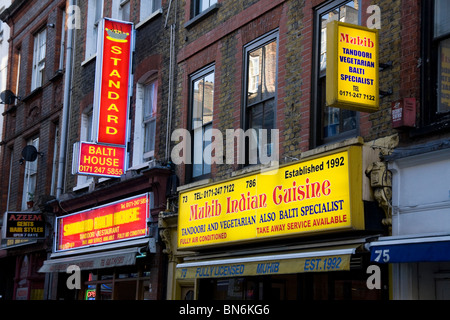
326;21;379;112
4;212;45;239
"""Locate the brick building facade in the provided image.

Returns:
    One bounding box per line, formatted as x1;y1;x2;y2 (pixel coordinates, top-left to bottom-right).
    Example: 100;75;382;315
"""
42;0;176;300
0;0;448;301
0;0;67;300
162;0;449;300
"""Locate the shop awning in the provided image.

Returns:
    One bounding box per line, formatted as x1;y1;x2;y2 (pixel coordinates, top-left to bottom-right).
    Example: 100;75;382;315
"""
369;234;450;263
39;247;142;273
176;244;361;280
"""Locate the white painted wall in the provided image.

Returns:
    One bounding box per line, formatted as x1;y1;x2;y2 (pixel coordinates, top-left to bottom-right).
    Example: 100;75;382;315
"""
390;147;450;236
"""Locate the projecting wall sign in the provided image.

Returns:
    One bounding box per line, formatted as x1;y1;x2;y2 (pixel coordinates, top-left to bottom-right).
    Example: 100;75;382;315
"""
73;18;134;179
93;17;134;146
326;21;379;113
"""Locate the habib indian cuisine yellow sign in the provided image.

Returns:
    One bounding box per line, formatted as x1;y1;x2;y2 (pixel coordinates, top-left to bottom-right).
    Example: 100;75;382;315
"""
326;21;379;112
178;147;364;249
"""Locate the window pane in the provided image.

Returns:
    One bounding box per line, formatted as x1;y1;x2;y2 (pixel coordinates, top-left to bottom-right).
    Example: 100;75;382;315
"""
95;0;103;22
319;12;338;73
193;127;203;177
191;67;214;178
203;73;214;124
323;106;340;138
86;111;93;141
247;40;277;106
120;0;130;21
438;38;450;113
144;82;157;119
153;0;162;11
143;81;157;156
318;1;360;142
435;0;450;38
144;119;156;154
339;1;358;24
39;30;46;62
201;0;209;13
250;104;263;130
22;138;39;210
263;99;275;130
203;124;212;175
342;109;357;131
192;78;203;129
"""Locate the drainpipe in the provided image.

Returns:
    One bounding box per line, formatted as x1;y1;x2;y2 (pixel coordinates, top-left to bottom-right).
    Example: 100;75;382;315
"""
56;0;75;199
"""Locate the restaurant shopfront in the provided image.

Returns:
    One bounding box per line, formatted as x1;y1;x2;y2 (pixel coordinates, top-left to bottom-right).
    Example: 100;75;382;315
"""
170;143;389;300
40;163;171;301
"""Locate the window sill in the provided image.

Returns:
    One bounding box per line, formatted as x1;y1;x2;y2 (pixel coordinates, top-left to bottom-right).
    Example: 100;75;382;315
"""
73;180;93;192
184;3;220;29
128;159;157;172
409;119;450;138
136;9;163;29
81;54;96;67
21;87;43;102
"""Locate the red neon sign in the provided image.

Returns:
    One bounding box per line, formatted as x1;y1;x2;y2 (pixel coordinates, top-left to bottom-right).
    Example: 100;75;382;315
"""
56;194;149;252
94;18;133;146
75;142;126;177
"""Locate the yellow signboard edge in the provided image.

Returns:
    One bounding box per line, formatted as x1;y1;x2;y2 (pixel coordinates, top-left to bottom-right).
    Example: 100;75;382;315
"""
346;145;365;231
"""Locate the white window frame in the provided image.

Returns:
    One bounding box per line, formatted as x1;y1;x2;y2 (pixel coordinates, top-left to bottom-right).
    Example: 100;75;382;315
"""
193;0;217;17
31;29;46;90
189;65;215;179
15;50;21;99
139;0;161;22
75;106;94;189
85;0;103;60
120;0;130;21
132;78;158;169
22;137;39;210
111;0;130;21
59;9;66;70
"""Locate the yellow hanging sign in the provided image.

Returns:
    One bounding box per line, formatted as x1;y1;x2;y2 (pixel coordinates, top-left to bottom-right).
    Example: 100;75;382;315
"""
326;21;379;112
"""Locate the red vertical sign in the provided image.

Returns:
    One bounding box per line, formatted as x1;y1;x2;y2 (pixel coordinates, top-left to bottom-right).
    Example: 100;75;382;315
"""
94;18;133;146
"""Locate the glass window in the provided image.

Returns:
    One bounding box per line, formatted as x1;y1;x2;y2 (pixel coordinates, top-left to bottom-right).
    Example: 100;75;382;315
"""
31;29;46;90
190;65;214;179
22;137;39;210
421;0;450;126
76;107;93;188
314;0;360;146
86;0;103;59
434;0;450;38
192;0;217;17
244;31;278;164
133;77;158;168
140;0;161;21
435;0;450;114
59;9;66;70
120;0;130;21
143;81;158;159
438;38;450;113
